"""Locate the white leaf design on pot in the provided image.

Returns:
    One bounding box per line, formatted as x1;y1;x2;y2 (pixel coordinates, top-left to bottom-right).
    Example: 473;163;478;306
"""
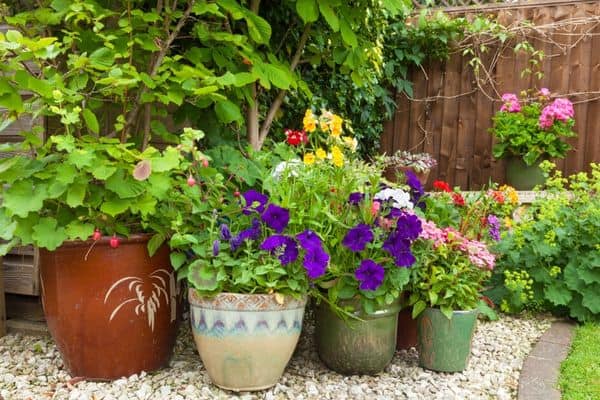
104;269;176;331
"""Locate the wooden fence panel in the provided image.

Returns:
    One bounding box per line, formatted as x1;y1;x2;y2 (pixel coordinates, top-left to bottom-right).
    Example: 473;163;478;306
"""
382;0;600;189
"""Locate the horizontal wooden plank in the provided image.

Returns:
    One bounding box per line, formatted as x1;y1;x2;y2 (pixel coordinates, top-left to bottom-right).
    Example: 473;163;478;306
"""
2;254;39;296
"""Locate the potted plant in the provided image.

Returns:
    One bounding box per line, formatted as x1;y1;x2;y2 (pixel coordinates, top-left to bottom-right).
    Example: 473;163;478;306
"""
489;89;577;189
0;129;208;379
407;182;506;372
265;109;423;375
383;150;437;184
0;3;232;379
169;157;318;391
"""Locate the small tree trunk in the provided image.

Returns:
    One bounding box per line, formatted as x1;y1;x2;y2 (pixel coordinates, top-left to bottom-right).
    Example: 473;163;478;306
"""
247;83;260;151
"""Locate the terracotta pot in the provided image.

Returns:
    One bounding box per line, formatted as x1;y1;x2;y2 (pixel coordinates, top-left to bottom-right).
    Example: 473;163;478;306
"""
384;165;430;185
189;290;307;391
396;307;418;350
40;235;181;380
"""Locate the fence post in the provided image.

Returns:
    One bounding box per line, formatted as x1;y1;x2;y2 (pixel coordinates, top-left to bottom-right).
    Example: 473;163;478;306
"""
0;257;6;337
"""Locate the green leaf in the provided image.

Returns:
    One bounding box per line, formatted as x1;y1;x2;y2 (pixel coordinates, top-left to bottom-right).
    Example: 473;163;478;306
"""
428;290;438;306
245;12;271;44
296;0;319;23
0;239;18;256
0;210;16;240
32;217;68;250
105;171;145;198
319;3;339;31
100;198;130;216
67;149;94;169
477;300;498;321
66;181;87;207
339;17;358;47
82;109;100;134
89;47;115;69
91;165;117;180
151;147;181;172
581;288;600;314
440;306;454;320
65;221;94;241
147;233;165;257
544;284;573;306
187;260;219;291
412;300;426;319
170;252;187;270
3;180;48;217
262;63;293;90
215;99;242;124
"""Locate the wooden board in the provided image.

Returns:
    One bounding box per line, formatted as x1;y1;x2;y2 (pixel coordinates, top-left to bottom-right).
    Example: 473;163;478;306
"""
2;248;40;296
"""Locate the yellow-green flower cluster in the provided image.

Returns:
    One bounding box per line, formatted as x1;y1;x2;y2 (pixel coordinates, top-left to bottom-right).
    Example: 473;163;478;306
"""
504;270;534;301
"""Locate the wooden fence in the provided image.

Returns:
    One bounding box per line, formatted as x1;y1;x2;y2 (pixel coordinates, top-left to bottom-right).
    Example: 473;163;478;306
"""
381;0;600;189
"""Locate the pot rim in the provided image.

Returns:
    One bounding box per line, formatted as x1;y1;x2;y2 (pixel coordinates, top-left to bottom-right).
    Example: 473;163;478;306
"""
426;307;478;315
188;289;308;310
40;233;154;249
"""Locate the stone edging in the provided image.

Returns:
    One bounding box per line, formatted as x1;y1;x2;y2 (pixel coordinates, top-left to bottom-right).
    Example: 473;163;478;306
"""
518;320;575;400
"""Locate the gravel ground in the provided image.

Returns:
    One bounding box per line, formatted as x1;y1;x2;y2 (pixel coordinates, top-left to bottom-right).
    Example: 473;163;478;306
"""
0;314;550;400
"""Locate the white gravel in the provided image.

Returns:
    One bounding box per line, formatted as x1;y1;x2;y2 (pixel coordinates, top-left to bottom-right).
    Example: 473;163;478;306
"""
0;314;550;400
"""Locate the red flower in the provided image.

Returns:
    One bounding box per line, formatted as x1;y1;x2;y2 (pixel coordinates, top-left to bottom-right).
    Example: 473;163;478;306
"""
433;180;451;192
452;192;465;206
491;191;505;204
284;129;308;146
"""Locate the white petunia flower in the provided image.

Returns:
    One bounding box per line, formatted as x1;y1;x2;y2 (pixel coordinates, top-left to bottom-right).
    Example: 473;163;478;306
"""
271;159;302;180
375;188;414;209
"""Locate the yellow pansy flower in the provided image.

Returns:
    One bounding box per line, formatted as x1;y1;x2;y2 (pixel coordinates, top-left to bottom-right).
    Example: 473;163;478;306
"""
500;185;519;205
330;146;344;167
316;148;327;160
303;109;317;133
303;152;316;165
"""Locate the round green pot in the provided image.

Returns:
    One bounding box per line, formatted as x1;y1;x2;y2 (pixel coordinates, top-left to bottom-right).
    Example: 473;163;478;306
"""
505;157;545;190
314;299;401;375
417;308;478;372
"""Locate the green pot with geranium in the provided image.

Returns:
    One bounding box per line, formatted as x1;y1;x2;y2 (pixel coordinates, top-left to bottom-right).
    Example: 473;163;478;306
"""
264;109;423;375
408;183;503;372
489;89;577;190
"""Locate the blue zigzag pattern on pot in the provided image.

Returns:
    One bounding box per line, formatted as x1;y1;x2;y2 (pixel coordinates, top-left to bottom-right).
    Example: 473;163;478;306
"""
190;306;304;338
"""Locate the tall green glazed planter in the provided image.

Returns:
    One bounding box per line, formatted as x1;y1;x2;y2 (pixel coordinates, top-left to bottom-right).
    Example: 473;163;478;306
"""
505;156;545;190
417;308;478;372
315;299;401;375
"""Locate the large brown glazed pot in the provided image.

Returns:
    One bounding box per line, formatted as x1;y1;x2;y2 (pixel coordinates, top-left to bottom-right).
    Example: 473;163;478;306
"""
40;235;180;380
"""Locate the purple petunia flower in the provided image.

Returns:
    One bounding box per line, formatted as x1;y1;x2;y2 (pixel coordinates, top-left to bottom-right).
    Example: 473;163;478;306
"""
348;192;365;205
230;218;262;251
355;259;385;291
261;204;290;233
394;212;422;241
487;214;500;241
342;223;374;252
405;170;425;206
260;234;299;265
242;190;268;215
303;247;329;279
297;230;323;251
212;239;220;256
219;224;232;241
383;232;416;267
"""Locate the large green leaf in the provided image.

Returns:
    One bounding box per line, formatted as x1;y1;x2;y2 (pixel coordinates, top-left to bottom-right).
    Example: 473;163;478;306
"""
339;17;358;47
105;170;145;199
187;260;219;291
32;217;68;250
0;210;16;240
100;197;130;216
544;284;572;306
296;0;319;23
215;99;242;123
319;3;339;31
67;149;95;169
147;233;166;257
82;108;100;134
89;47;115;69
245;12;271;44
66;180;87;207
65;221;94;241
3;180;48;217
91;164;117;180
151;147;181;172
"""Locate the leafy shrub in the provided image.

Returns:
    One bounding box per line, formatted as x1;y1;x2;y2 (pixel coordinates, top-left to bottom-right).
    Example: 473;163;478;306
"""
487;162;600;322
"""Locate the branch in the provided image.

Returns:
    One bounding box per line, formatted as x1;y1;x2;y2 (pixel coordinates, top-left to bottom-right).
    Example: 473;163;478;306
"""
257;23;311;148
113;0;195;141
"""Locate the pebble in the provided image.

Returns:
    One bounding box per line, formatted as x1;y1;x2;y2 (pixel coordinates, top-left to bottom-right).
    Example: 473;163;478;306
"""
0;314;550;400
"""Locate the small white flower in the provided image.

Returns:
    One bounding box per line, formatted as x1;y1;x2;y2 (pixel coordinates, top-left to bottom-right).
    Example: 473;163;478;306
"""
375;188;414;209
271;159;302;180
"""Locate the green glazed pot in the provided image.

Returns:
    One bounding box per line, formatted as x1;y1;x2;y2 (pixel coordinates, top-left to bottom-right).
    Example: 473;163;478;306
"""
417;308;478;372
505;156;545;190
314;299;401;375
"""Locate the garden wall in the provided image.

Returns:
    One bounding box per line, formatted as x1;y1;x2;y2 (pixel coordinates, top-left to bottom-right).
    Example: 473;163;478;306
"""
381;0;600;189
